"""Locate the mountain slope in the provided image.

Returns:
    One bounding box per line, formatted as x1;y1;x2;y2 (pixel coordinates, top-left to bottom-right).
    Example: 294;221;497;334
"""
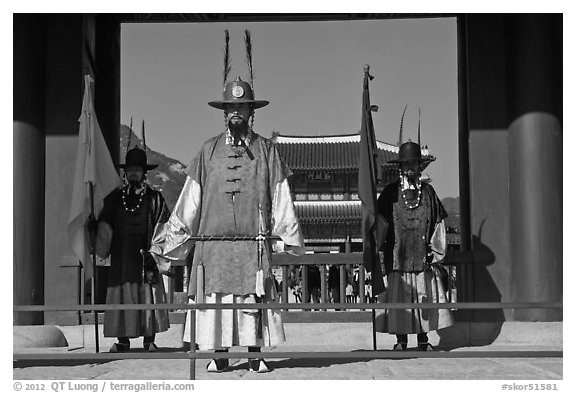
120;124;187;211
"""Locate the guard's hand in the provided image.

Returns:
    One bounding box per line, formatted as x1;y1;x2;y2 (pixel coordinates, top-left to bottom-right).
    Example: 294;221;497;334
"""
141;250;157;270
141;250;159;285
86;214;98;233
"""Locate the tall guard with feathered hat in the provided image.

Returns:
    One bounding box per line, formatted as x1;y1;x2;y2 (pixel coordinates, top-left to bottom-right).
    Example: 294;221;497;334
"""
150;30;304;373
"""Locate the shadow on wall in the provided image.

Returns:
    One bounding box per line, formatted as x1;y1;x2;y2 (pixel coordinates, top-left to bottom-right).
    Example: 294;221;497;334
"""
438;219;504;349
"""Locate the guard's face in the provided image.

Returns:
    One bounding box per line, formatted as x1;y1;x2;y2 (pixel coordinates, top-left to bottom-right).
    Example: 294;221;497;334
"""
224;103;252;130
400;161;421;180
125;166;145;185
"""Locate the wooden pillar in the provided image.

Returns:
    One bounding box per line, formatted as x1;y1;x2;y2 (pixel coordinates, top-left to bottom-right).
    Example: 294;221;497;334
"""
43;14;86;325
456;16;473;304
506;15;562;321
13;14;47;325
94;15;122;303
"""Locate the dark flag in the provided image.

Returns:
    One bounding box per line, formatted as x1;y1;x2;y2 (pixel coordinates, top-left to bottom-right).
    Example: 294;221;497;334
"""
358;65;386;295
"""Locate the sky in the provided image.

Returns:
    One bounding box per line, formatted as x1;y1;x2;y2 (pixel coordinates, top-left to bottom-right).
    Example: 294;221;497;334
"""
120;17;459;199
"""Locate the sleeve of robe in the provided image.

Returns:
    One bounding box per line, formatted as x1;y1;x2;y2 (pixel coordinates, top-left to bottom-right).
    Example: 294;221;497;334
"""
149;148;205;272
148;189;173;272
94;189;118;259
267;143;305;256
426;183;448;264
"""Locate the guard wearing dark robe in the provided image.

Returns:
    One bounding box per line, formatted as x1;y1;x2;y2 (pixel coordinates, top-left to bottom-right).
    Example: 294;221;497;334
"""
92;145;170;352
375;110;454;351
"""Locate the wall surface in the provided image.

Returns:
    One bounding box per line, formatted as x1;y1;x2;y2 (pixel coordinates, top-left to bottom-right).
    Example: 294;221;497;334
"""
43;15;85;324
13;14;47;325
466;14;562;321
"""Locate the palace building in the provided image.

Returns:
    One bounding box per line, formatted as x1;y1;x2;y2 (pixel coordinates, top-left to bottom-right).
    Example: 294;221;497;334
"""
271;133;442;252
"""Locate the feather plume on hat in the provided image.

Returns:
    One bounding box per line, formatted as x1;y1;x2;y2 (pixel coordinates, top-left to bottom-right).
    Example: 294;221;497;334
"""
223;29;231;87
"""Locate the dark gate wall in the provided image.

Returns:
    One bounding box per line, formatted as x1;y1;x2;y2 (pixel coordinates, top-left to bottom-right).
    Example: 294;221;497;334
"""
466;14;562;321
13;14;121;325
13;14;47;325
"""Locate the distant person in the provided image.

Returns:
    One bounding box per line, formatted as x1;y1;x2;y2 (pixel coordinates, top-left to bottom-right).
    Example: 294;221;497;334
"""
274;275;283;302
328;264;341;310
293;284;302;303
345;283;354;303
352;272;359;303
375;123;454;351
89;145;170;353
306;265;321;305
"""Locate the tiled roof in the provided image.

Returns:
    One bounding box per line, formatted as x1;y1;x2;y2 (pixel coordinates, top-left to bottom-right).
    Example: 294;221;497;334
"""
295;201;362;223
273;134;399;172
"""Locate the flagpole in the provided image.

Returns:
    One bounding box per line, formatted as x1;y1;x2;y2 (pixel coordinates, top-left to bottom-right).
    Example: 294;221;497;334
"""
88;182;100;353
363;64;379;351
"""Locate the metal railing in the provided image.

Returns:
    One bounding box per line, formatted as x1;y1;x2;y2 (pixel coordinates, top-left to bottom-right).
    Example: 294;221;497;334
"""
271;251;458;311
14;301;563;380
14;250;562;379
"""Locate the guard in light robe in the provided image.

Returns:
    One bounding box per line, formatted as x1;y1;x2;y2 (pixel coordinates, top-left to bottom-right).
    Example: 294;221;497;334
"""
375;109;454;351
150;30;304;373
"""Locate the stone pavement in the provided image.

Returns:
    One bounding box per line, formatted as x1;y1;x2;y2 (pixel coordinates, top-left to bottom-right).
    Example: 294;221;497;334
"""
13;322;563;380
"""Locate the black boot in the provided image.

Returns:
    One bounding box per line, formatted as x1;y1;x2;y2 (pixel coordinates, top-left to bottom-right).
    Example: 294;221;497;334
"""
143;335;157;352
417;333;434;351
393;334;407;351
207;349;229;373
248;346;270;373
110;337;130;353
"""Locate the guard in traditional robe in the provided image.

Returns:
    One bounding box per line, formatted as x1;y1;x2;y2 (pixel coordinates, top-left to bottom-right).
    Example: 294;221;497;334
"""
150;30;304;373
375;111;454;351
91;145;171;352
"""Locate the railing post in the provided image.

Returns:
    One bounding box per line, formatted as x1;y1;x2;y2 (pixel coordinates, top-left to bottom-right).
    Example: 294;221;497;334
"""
189;305;196;380
359;266;366;303
320;264;327;310
282;265;289;311
339;264;346;311
302;265;309;309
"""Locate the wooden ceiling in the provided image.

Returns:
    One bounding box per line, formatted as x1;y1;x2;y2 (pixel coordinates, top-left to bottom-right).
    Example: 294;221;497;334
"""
117;13;455;23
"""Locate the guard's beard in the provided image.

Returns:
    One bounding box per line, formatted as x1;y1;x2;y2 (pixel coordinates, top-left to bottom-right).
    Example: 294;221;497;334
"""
228;118;249;144
127;178;144;189
228;117;248;135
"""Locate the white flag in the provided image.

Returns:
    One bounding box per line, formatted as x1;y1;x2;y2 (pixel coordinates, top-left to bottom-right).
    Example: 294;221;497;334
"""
67;74;121;281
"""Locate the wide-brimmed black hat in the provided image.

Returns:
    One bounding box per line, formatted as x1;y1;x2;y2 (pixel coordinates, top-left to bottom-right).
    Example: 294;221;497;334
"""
388;141;436;169
208;77;269;110
388;106;435;170
118;146;157;170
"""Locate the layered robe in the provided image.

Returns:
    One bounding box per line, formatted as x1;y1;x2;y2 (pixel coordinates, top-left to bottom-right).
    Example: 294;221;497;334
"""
375;180;454;334
150;130;304;350
96;185;171;338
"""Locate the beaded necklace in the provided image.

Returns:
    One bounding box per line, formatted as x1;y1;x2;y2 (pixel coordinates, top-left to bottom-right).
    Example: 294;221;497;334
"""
400;175;422;210
121;184;146;213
